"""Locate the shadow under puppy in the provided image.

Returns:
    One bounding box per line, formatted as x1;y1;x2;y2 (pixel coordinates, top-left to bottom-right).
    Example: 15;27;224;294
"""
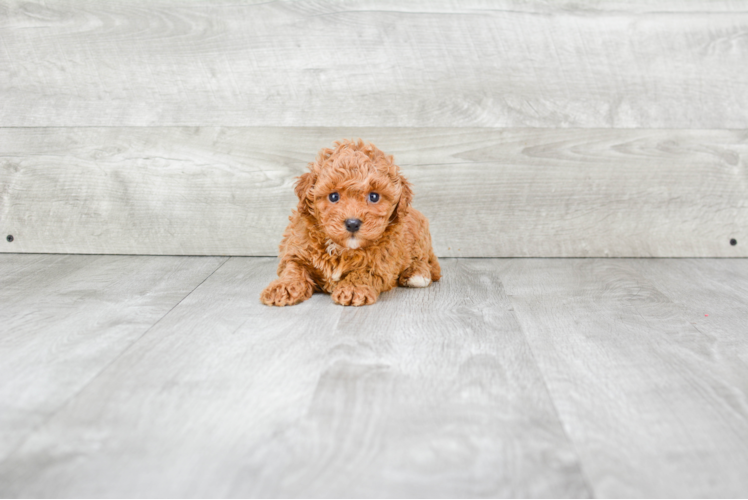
261;139;441;306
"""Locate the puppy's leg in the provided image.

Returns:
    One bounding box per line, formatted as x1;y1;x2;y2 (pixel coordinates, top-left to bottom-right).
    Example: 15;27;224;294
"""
331;271;381;306
428;247;441;282
398;259;434;288
260;261;315;307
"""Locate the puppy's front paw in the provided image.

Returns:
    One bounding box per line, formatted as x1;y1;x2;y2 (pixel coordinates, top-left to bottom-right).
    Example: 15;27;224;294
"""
331;283;378;306
260;280;313;307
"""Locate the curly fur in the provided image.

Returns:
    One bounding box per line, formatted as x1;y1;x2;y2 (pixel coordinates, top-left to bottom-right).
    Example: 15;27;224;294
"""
260;139;441;307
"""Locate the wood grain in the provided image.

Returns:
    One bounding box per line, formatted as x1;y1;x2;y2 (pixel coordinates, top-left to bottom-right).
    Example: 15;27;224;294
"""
499;258;748;497
626;258;748;396
0;258;590;498
628;258;748;336
0;254;226;463
1;0;747;128
1;127;746;257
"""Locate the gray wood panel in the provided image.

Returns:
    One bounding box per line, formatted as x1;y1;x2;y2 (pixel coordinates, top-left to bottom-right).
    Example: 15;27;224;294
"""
1;127;745;257
626;259;748;397
0;258;590;498
500;259;748;497
628;258;748;343
0;254;226;463
2;0;747;128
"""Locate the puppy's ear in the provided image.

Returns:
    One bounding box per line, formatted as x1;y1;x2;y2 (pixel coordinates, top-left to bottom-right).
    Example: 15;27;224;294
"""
390;174;413;224
294;170;316;216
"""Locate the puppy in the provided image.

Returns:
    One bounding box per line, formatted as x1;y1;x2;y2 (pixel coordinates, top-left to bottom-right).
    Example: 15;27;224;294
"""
260;139;440;306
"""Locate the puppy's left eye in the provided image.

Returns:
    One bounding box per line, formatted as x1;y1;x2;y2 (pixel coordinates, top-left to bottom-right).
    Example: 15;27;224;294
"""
368;192;380;203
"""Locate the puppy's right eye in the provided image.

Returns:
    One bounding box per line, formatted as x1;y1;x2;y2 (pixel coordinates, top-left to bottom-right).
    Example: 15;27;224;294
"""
328;192;340;203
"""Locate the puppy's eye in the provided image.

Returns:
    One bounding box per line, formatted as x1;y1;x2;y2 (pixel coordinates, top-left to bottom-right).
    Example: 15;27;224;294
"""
328;192;340;203
368;192;380;203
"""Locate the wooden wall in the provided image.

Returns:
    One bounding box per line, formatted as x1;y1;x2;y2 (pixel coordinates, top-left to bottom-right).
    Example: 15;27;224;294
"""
1;0;746;256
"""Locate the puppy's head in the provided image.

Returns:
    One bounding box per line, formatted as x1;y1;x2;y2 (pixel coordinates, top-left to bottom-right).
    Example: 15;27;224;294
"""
295;139;413;250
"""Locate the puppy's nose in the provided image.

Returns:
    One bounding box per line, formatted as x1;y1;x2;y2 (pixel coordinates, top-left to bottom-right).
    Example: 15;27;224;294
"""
345;218;362;233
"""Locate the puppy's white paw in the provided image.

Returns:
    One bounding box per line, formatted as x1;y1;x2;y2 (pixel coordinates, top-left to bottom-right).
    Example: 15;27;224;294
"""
407;275;431;288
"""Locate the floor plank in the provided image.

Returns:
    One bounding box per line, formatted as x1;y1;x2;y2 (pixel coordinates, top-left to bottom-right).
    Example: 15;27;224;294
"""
626;259;748;347
0;258;589;498
2;256;746;497
499;259;748;497
0;254;227;463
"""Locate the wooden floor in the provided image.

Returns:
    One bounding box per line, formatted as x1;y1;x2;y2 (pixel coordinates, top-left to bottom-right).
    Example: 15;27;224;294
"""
0;255;747;498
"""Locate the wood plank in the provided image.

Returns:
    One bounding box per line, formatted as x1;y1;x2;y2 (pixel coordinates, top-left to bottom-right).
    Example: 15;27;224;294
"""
1;127;746;257
500;259;748;497
0;254;226;463
2;0;747;128
626;258;748;392
0;258;590;498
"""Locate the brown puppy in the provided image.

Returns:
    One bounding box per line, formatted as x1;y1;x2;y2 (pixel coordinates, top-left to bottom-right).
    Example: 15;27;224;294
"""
261;139;440;306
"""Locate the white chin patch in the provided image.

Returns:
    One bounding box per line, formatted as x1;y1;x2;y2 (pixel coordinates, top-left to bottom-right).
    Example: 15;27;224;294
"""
407;275;431;288
346;237;360;249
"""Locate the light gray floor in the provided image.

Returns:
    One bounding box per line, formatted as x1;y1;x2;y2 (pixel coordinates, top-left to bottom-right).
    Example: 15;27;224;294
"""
0;255;746;498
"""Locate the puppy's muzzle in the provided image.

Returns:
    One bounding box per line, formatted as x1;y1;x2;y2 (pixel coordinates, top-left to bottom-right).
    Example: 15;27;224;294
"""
345;218;362;233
